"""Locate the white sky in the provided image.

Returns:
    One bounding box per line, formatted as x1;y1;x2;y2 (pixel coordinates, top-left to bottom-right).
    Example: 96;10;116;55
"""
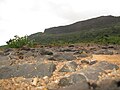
0;0;120;45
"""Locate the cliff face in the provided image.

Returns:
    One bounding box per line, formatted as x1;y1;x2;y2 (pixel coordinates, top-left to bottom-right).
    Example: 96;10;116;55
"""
44;16;120;34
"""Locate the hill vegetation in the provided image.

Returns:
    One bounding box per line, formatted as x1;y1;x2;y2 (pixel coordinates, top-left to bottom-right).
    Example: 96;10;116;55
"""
28;15;120;45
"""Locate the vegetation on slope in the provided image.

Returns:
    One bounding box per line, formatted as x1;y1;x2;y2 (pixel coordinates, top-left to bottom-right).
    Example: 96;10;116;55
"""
29;23;120;45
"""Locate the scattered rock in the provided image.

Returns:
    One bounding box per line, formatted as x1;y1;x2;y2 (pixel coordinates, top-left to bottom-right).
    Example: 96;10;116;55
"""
68;45;74;47
17;50;36;58
0;66;16;79
74;50;84;55
48;53;76;61
59;48;76;52
58;74;89;90
17;50;27;55
59;61;78;72
74;49;89;58
68;74;87;84
0;55;9;61
34;56;44;62
0;45;120;90
77;53;89;58
58;77;71;86
57;82;90;90
89;60;98;65
101;46;108;49
0;62;56;79
79;61;119;81
40;49;53;55
93;49;113;55
96;79;120;90
4;48;14;53
32;77;38;86
81;60;89;64
20;46;31;51
47;81;59;90
95;61;119;70
24;51;35;57
58;74;87;86
108;45;115;49
0;51;4;56
81;60;97;65
0;59;11;66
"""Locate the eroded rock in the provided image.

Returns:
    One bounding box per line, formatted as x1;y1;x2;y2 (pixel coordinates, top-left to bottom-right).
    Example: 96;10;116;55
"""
79;61;119;81
58;74;89;90
96;79;120;90
58;74;87;86
0;62;56;79
59;61;78;72
48;53;76;61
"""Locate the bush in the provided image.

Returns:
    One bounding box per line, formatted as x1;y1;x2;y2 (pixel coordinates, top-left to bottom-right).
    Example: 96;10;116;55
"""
6;35;34;48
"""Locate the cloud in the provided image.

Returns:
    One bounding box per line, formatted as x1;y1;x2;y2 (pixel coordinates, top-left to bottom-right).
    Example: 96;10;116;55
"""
46;0;120;23
46;1;78;22
46;1;96;23
0;0;6;20
0;17;2;20
0;0;5;2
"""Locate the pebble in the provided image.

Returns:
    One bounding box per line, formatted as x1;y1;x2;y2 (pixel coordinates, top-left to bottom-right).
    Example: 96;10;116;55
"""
32;77;38;86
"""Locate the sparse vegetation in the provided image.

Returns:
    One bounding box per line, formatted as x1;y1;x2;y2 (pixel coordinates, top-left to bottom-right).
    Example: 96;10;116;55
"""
6;35;34;48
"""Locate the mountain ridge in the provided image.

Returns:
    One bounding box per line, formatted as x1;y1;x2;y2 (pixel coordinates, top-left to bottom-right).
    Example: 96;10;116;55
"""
29;15;120;45
44;15;120;34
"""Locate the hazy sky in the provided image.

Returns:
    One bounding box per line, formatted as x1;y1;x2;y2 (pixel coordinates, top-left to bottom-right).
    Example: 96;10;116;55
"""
0;0;120;45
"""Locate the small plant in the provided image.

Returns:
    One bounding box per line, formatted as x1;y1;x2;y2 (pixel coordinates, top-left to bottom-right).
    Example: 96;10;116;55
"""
6;35;34;48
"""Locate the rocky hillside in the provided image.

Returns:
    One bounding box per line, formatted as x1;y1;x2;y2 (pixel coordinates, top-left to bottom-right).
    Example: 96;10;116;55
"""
44;15;120;34
29;15;120;45
0;44;120;90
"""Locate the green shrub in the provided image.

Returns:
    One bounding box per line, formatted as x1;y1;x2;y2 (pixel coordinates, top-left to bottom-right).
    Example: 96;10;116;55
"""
6;35;34;48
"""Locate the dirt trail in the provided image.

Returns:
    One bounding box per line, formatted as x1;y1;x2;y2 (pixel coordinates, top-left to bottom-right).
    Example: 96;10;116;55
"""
93;54;120;65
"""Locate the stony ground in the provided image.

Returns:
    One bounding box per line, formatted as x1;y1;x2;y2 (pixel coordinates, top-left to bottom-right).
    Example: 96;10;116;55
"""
0;44;120;90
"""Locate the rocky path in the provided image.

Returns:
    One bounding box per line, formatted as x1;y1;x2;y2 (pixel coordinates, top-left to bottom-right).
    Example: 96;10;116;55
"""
0;45;120;90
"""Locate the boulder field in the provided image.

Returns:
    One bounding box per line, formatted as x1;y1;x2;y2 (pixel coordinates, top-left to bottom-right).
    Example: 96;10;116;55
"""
0;45;120;90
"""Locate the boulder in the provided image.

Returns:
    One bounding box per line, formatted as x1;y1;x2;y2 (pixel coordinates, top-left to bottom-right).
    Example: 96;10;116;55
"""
17;50;35;58
48;53;76;61
0;62;56;79
58;77;71;86
79;61;119;81
58;74;87;86
39;49;53;55
57;82;90;90
96;79;120;90
58;74;89;90
59;61;78;72
47;81;59;90
81;60;97;65
0;55;10;66
95;61;119;70
68;74;87;84
0;55;9;61
81;60;89;64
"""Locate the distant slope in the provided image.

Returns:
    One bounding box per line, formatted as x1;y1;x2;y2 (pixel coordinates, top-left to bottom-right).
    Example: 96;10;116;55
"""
29;15;120;45
44;15;120;34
